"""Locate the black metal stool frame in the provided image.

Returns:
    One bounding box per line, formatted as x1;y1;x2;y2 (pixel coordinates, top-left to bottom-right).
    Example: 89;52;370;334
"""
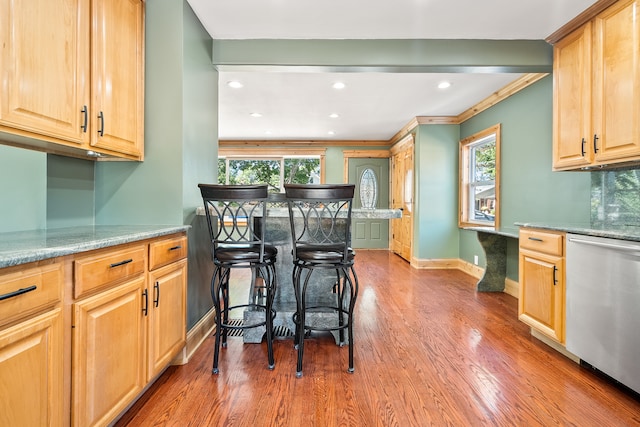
284;184;359;378
199;184;277;374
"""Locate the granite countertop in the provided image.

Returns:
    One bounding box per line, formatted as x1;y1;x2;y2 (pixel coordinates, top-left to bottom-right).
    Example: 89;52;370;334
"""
0;225;190;269
461;225;520;238
514;222;640;243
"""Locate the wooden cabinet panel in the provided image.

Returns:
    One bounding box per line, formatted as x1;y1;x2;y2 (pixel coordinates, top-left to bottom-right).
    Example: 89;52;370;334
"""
0;0;89;145
0;0;144;160
74;244;146;298
553;0;640;170
90;0;144;158
0;308;63;427
147;259;187;380
592;0;640;163
0;262;63;327
149;235;188;271
72;277;146;427
519;229;564;256
552;23;592;170
518;228;565;344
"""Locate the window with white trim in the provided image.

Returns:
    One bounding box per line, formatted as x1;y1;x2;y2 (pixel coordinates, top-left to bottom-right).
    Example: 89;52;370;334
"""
459;124;500;227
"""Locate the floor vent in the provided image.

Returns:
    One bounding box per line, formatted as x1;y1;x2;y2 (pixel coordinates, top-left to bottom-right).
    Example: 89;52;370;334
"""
223;319;293;338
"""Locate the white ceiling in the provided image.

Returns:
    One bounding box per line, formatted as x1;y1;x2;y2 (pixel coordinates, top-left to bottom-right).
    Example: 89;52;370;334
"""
187;0;597;141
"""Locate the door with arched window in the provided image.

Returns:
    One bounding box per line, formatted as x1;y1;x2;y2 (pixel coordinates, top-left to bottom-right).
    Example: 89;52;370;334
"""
348;157;390;249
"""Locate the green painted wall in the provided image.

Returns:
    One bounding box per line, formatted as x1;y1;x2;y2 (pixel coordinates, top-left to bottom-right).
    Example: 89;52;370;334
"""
47;155;95;228
413;124;460;260
0;145;47;232
459;75;591;280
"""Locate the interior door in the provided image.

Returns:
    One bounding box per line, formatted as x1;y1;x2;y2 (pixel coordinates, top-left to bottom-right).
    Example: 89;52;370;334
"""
391;144;413;261
348;158;390;249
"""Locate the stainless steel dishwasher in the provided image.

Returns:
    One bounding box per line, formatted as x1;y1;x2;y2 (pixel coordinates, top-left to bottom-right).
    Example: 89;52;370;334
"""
566;233;640;394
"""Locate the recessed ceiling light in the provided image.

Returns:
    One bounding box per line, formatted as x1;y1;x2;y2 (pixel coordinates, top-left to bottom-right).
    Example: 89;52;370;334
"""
438;81;451;89
329;113;340;119
250;112;262;118
227;81;243;89
332;82;346;90
265;130;272;135
328;131;336;136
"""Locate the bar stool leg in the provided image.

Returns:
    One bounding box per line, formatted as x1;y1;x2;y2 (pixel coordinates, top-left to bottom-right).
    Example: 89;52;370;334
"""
211;265;224;374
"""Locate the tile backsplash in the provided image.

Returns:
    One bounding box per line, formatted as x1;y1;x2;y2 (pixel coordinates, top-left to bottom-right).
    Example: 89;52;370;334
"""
591;169;640;227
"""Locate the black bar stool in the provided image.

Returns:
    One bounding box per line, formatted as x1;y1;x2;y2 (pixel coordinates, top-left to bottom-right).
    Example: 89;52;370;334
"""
198;184;278;374
284;184;359;377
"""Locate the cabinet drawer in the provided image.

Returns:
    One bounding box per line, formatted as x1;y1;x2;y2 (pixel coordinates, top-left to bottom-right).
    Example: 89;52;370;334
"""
519;229;564;256
149;235;187;271
0;262;63;327
74;245;146;298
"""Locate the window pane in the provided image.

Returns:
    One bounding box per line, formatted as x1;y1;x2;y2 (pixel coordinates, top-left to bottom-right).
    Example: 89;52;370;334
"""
228;159;281;191
472;141;496;182
472;184;495;222
217;159;226;185
284;158;320;185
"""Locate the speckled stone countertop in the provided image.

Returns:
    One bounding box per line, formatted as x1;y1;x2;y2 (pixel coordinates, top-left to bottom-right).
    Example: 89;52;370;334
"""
0;225;190;269
195;206;402;219
515;222;640;243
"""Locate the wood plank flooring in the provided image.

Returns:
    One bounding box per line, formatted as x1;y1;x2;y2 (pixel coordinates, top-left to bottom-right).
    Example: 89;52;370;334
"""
116;250;640;426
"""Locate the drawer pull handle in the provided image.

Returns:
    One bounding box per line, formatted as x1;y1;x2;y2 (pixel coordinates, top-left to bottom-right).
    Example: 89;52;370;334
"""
110;259;133;268
98;111;104;137
0;285;37;301
169;245;182;251
142;289;149;316
528;237;544;242
153;281;160;307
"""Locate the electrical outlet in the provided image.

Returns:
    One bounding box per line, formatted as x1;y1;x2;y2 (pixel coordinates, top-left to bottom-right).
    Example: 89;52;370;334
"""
474;255;479;265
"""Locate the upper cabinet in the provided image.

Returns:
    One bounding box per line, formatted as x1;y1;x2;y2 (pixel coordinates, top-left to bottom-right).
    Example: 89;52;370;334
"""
0;0;144;161
553;0;640;170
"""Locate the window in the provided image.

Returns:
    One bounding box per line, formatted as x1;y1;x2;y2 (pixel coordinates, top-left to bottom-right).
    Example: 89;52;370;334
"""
217;149;324;192
459;124;500;228
359;168;378;209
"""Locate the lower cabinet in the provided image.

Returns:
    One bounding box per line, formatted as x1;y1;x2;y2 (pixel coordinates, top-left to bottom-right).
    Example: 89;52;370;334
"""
71;233;187;426
0;261;64;427
0;309;63;426
147;259;187;380
72;278;146;427
518;228;566;343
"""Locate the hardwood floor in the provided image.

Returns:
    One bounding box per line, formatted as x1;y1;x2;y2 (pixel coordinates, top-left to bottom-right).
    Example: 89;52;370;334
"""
116;250;640;426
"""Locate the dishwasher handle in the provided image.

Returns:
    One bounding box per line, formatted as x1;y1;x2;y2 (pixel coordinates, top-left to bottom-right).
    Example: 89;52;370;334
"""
568;237;640;255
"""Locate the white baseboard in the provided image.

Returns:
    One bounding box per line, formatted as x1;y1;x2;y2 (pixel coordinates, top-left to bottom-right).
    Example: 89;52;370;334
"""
412;257;519;298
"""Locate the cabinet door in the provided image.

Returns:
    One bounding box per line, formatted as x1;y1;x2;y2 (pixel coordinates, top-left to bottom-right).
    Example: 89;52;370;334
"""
72;278;145;427
0;309;63;427
592;0;640;164
0;0;89;144
552;23;592;170
147;259;187;380
91;0;144;158
518;251;564;343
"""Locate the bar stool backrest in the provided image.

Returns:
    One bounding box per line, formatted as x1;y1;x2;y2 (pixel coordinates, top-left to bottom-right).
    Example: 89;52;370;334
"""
198;184;269;264
284;184;355;263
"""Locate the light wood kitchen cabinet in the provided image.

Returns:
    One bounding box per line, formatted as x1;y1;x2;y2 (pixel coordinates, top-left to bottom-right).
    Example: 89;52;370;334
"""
90;0;145;158
0;0;144;160
553;0;640;170
146;235;187;380
71;233;187;426
518;228;565;343
72;244;147;427
0;261;64;427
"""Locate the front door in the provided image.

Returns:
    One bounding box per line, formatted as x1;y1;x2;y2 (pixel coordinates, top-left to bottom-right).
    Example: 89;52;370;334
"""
348;158;390;249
